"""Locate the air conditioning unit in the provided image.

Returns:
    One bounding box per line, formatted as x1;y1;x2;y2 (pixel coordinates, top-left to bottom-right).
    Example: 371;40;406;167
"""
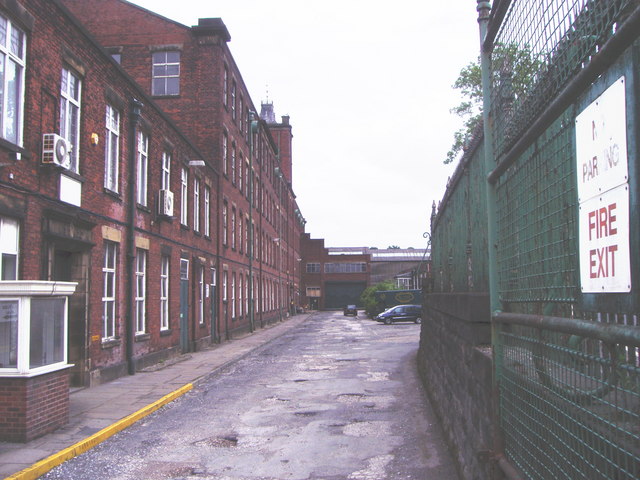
42;134;71;168
158;189;174;217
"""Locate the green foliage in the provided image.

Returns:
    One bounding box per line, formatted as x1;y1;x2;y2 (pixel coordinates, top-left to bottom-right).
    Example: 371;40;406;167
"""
445;44;542;164
360;281;395;318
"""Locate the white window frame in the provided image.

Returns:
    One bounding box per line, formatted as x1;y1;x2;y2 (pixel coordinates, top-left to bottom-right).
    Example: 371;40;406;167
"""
222;202;228;246
231;272;236;318
198;264;204;325
137;132;148;206
0;216;19;280
231;208;236;250
180;167;188;225
0;15;25;145
161;151;171;191
160;255;169;331
152;50;180;96
193;178;200;232
204;186;211;237
60;68;82;173
222;132;228;176
135;249;146;334
239;273;243;317
104;104;120;192
222;270;228;301
102;242;117;340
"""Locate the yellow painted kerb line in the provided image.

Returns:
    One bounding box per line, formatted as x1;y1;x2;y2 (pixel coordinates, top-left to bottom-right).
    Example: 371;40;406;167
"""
4;383;193;480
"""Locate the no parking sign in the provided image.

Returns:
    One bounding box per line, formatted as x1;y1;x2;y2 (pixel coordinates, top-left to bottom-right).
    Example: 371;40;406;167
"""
575;77;631;292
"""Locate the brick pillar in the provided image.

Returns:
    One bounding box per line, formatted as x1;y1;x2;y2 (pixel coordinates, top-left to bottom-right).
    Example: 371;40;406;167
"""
0;368;70;442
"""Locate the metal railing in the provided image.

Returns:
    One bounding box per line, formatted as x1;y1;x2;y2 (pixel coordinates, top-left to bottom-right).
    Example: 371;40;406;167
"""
495;312;640;479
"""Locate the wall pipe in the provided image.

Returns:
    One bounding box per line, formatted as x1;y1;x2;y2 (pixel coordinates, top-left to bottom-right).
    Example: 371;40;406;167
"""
126;98;143;376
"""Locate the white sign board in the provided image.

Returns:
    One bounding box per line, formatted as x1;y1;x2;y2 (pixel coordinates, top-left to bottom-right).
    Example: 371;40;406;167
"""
575;77;628;202
576;77;630;292
578;184;631;292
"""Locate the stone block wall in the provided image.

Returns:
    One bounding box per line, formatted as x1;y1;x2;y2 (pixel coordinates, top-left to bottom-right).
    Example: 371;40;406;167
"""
418;293;499;480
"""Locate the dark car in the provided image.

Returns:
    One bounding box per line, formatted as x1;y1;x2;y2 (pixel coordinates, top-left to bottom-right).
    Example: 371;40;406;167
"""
343;305;358;316
375;304;422;325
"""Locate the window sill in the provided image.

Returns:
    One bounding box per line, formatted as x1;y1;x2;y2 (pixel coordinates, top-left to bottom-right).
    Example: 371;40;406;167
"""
160;329;172;337
152;93;181;99
135;333;151;342
137;204;151;213
103;188;122;201
101;338;120;349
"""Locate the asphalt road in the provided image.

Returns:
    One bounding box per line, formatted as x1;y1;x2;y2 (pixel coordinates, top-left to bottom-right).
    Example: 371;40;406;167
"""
41;311;459;480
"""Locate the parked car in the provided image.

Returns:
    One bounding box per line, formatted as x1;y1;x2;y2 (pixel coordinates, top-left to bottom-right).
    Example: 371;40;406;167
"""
375;304;422;324
343;305;358;316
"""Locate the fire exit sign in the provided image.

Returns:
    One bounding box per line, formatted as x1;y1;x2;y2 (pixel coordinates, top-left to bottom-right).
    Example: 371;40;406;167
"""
575;77;631;292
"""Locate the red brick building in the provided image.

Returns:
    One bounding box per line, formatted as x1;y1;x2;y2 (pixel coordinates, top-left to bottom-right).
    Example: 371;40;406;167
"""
0;0;306;408
300;234;371;310
62;0;305;335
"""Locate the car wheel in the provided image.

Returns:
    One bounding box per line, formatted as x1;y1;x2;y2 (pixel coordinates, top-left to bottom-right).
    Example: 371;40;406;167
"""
384;318;392;325
415;317;422;324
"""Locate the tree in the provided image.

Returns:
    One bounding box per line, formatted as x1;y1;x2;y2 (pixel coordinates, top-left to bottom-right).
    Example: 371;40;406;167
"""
360;281;395;318
445;44;542;164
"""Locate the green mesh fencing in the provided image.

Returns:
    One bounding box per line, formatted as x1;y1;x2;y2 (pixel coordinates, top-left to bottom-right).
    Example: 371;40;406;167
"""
487;1;640;478
430;134;489;294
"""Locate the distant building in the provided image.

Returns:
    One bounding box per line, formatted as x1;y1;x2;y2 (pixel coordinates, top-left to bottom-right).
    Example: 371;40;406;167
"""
300;240;429;310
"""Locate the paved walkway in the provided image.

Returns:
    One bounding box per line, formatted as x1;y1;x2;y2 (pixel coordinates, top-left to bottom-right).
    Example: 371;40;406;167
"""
0;314;313;480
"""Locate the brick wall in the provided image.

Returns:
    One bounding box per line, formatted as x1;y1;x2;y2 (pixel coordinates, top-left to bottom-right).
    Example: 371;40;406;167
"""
0;369;70;442
418;293;499;480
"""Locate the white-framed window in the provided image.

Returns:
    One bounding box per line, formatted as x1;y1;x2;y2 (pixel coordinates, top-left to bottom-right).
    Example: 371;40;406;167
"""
231;208;236;250
135;249;146;334
0;15;25;145
231;79;236;119
231;144;236;184
231;272;236;318
60;68;81;173
137;132;148;206
102;241;117;340
104;104;120;192
239;96;244;131
238;155;243;192
0;216;19;280
223;66;228;107
239;273;243;317
245;273;249;314
193;178;200;232
161;151;171;190
222;132;228;176
198;264;204;325
244;219;249;256
160;255;169;330
306;287;321;298
180;167;188;225
152;51;180;96
204;186;211;237
222;270;228;301
222;202;228;246
238;212;243;253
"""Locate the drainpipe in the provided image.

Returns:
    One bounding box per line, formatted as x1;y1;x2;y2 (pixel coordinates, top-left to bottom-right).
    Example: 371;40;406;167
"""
248;112;258;333
126;98;144;376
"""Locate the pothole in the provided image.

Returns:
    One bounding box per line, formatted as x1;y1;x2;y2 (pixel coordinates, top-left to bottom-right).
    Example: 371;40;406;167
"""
337;393;367;404
193;435;238;447
294;411;320;417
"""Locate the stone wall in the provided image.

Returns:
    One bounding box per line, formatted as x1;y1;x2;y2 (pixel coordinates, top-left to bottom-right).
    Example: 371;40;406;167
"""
418;293;499;480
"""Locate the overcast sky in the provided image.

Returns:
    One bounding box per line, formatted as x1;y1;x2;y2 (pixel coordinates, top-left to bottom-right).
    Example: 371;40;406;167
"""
129;0;481;249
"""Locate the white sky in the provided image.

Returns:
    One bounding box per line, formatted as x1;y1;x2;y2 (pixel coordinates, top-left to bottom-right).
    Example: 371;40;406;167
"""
129;0;481;249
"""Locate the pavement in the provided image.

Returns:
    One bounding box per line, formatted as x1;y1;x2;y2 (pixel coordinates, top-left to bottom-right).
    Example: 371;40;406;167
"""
0;313;313;480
